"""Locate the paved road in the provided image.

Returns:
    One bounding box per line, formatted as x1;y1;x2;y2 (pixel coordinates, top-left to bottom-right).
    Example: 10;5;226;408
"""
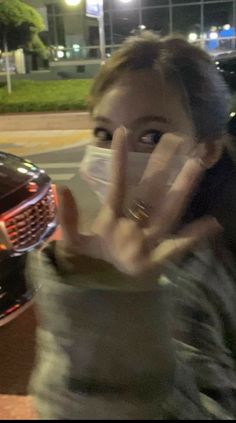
28;143;88;183
27;143;101;229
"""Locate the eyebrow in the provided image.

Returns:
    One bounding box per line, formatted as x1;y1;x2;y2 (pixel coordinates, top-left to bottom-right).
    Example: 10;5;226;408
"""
93;115;169;125
93;116;112;125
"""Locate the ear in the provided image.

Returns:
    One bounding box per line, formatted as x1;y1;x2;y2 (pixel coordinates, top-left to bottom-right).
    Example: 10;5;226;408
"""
195;137;226;169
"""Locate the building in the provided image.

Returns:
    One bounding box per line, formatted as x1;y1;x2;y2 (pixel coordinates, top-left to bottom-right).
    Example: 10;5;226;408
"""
24;0;99;52
19;0;236;78
24;0;236;54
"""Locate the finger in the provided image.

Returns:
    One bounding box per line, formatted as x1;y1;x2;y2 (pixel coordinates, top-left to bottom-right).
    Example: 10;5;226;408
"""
141;132;191;184
162;156;205;228
150;216;222;267
146;156;205;242
132;133;193;219
57;186;80;248
106;126;128;217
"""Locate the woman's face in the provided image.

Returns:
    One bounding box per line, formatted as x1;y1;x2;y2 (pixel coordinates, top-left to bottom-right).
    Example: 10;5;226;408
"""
92;70;196;153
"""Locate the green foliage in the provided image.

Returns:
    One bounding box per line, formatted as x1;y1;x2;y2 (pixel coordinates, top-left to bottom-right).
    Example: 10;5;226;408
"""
27;33;49;59
0;79;93;113
0;0;45;53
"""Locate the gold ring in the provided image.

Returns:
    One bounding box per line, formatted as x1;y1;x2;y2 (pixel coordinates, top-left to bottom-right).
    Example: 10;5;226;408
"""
128;200;152;227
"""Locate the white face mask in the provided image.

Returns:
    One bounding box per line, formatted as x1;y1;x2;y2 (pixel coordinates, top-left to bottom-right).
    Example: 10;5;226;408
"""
80;144;186;204
80;145;150;203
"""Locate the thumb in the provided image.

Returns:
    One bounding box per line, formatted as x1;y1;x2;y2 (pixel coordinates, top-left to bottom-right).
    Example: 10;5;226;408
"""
57;186;80;248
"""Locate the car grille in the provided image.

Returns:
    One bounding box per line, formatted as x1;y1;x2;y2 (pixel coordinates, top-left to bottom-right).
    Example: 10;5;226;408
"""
4;187;57;251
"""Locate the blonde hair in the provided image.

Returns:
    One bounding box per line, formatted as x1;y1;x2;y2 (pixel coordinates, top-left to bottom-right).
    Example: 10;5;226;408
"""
90;32;230;142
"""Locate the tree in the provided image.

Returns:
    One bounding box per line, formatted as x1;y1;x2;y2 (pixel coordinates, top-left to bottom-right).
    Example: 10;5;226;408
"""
0;0;47;93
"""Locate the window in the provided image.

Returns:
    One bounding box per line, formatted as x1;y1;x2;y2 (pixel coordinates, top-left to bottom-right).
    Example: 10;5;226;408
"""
142;0;169;7
47;15;57;45
142;7;170;35
56;16;65;46
111;9;140;43
204;2;234;52
172;5;201;35
172;0;200;4
107;0;140;11
104;0;110;11
46;4;54;15
104;12;112;45
204;2;233;31
47;2;62;15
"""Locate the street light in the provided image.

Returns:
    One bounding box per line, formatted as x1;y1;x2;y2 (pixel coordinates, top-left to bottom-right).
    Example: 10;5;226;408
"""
65;0;81;6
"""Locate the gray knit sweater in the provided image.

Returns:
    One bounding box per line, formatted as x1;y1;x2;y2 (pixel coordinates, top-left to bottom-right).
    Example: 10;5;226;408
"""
26;241;236;420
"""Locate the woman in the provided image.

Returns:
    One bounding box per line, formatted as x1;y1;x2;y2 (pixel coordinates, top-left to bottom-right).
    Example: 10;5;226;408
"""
27;33;236;419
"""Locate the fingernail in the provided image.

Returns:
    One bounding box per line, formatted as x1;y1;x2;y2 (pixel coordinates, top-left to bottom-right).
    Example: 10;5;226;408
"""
115;126;128;138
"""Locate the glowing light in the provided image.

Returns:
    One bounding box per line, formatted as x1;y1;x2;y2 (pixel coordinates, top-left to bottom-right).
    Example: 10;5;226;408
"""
6;304;20;315
27;182;38;193
209;31;218;40
188;33;198;42
65;0;81;6
73;44;81;52
57;51;65;59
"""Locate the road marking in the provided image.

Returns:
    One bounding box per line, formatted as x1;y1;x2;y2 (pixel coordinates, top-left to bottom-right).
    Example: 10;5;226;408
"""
50;173;76;181
36;162;81;169
34;161;83;181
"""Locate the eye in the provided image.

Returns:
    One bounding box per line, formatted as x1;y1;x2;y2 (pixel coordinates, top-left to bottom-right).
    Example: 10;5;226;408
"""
94;128;112;142
140;130;163;145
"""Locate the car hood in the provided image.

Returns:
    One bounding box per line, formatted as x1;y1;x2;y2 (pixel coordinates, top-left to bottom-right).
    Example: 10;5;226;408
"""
0;152;41;196
0;152;51;214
